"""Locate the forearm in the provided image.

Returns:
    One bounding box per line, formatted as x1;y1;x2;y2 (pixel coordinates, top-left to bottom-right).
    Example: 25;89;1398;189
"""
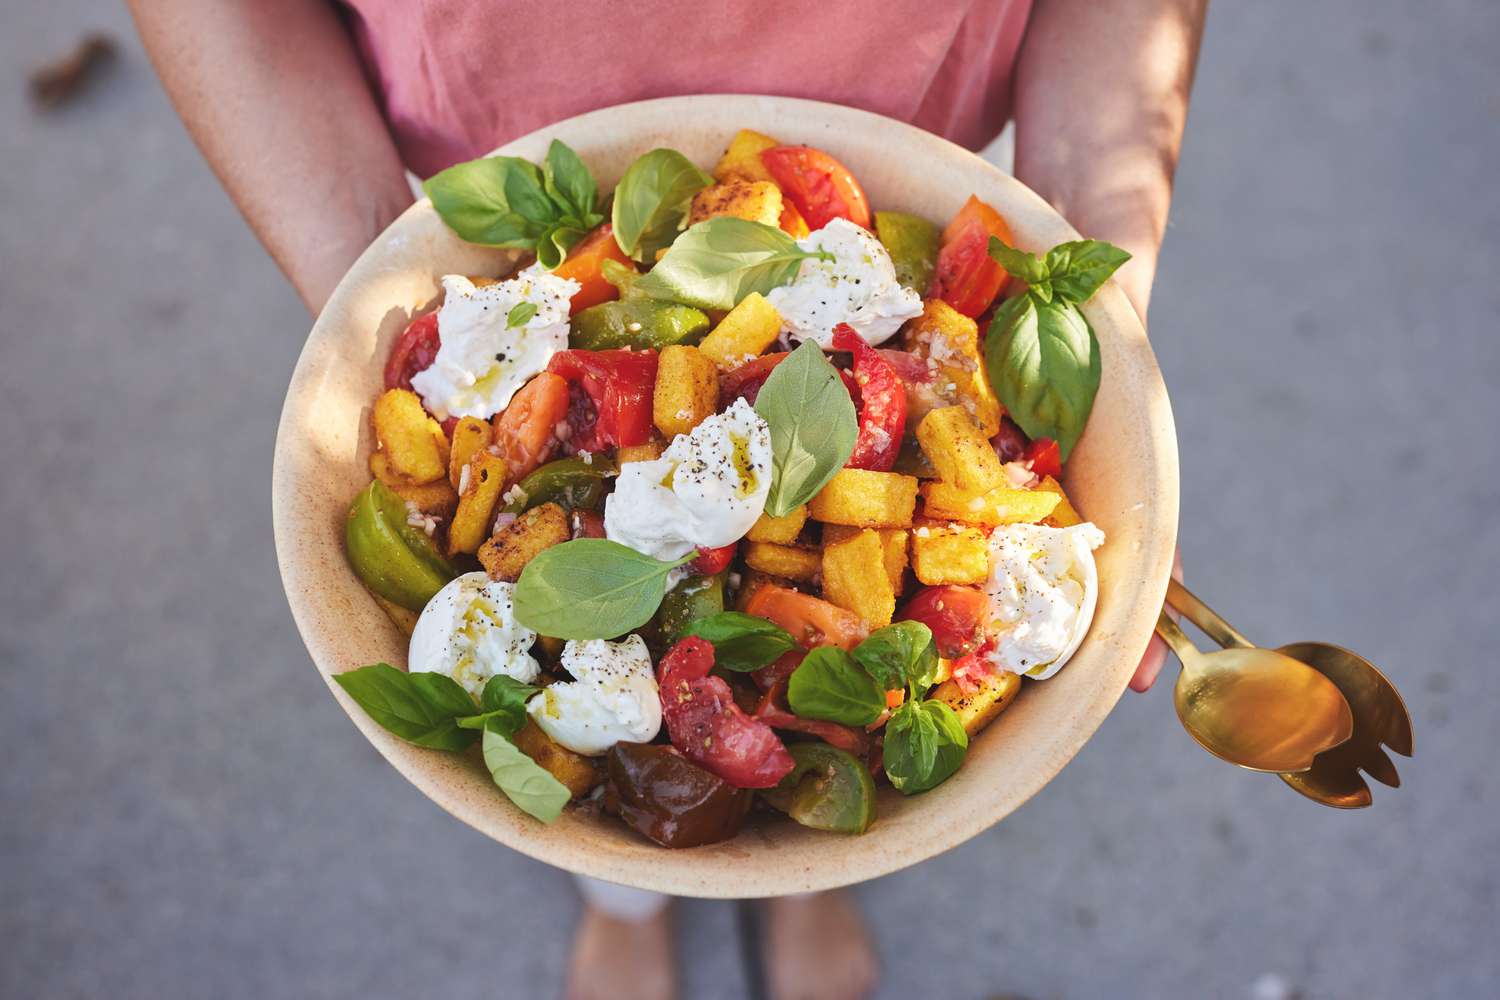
129;0;413;314
1012;0;1207;319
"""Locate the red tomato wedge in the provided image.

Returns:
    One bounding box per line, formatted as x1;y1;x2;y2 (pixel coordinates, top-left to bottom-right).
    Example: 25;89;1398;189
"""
898;585;990;659
547;349;658;451
929;195;1015;318
491;372;569;483
832;324;906;471
657;637;796;789
745;584;867;650
760;145;871;231
691;542;738;576
553;223;636;316
777;198;811;239
384;312;440;391
1025;437;1063;478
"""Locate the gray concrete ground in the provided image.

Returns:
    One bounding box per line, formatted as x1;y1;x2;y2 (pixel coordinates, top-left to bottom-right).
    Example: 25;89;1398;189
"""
2;2;1497;998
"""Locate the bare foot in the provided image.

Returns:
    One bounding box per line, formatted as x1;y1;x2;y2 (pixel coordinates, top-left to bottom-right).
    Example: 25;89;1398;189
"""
564;903;676;1000
764;891;878;1000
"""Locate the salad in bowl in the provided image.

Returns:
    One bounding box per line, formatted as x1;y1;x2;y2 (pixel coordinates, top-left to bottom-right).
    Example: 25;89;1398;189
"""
333;124;1130;849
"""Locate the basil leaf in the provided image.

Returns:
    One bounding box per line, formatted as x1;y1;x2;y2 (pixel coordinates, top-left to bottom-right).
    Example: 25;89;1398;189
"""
513;538;694;640
332;663;478;751
681;611;797;672
883;699;968;794
853;621;938;695
507;302;538;329
986;240;1052;300
1041;240;1131;304
537;222;589;270
482;723;570;823
543;140;601;225
634;217;830;310
984;293;1101;461
457;675;540;736
787;647;885;726
754;340;858;517
424;156;554;248
611;148;714;263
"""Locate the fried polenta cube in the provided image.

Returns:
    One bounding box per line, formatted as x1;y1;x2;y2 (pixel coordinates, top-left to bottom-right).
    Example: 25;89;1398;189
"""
748;504;808;544
921;481;1059;527
372;388;448;484
909;518;990;586
930;669;1022;736
448;416;492;489
1036;475;1084;527
821;529;896;627
689;180;783;229
712;128;781;184
698;292;782;368
809;469;918;528
511;719;601;797
744;542;822;583
478;502;569;582
902;299;1001;437
916;406;1005;492
823;525;908;592
616;437;665;464
447;451;509;556
653;345;719;439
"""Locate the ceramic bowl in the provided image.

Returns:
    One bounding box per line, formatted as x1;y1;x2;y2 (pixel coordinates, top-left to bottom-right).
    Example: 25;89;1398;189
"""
272;95;1178;897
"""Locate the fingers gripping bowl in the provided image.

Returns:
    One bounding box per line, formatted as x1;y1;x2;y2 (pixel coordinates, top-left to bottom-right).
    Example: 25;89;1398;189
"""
272;96;1177;897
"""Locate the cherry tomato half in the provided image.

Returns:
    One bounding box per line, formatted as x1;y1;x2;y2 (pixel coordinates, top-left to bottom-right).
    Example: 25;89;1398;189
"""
1026;437;1063;478
898;585;990;659
384;312;440;391
760;145;872;231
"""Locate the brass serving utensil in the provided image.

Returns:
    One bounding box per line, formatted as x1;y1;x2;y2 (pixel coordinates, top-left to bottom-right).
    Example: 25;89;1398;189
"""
1154;609;1354;773
1165;579;1413;808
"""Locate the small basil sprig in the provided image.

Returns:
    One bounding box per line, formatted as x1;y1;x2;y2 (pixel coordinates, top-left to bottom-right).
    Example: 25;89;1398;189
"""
634;217;833;310
513;538;695;639
755;340;858;517
787;647;886;726
984;238;1129;461
853;621;938;693
680;611;797;672
334;665;570;821
883;699;968;794
611;149;714;264
424;139;604;269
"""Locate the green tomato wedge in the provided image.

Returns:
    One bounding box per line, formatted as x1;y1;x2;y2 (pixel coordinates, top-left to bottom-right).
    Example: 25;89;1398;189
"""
500;456;619;515
344;480;459;611
569;297;710;351
653;572;726;645
762;742;877;834
874;211;940;293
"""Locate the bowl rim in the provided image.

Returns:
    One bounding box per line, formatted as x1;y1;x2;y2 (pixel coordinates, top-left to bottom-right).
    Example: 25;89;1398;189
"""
272;94;1179;897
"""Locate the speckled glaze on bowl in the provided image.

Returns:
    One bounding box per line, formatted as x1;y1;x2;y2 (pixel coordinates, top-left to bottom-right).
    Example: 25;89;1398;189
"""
272;95;1178;898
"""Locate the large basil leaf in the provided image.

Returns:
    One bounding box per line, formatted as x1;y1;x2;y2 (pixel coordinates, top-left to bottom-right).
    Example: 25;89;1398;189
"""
681;611;797;672
332;663;478;751
513;539;694;639
754;340;858;517
853;621;938;695
612;149;714;263
984;292;1101;461
457;675;540;737
787;647;885;726
883;699;968;794
634;217;830;310
542;139;601;223
424;156;555;248
482;724;570;823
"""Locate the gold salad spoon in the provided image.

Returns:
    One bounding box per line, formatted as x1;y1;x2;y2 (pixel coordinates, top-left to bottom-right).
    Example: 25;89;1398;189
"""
1153;596;1354;774
1164;579;1413;808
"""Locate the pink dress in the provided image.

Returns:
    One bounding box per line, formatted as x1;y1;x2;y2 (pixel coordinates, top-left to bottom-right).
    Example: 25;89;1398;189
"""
340;0;1033;177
